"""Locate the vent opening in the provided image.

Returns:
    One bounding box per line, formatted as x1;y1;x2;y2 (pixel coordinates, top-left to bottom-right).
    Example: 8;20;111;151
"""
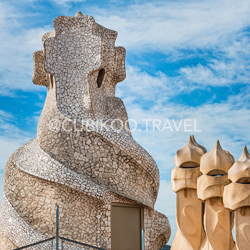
97;68;105;88
207;170;227;176
50;74;54;89
237;177;250;184
179;161;199;168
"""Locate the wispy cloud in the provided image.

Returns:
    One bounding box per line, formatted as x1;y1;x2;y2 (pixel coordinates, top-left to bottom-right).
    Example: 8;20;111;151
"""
179;37;250;86
0;2;52;95
117;66;183;103
93;0;250;89
52;0;86;6
94;0;250;52
1;0;250;96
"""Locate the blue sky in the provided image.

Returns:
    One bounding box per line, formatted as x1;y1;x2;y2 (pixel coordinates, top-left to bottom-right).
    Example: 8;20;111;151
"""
1;0;250;245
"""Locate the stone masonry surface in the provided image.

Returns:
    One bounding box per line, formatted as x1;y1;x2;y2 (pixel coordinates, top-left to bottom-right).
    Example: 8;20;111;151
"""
0;12;171;250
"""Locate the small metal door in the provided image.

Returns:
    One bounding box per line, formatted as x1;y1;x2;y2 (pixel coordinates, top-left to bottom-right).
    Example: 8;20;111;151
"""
111;203;143;250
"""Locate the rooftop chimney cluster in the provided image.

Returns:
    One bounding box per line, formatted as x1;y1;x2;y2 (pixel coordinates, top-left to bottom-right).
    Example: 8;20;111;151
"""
172;136;250;250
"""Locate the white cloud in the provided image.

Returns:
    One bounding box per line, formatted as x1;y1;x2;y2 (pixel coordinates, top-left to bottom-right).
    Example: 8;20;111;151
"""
179;37;250;86
1;0;250;95
117;66;175;102
180;64;225;86
0;24;51;94
0;2;52;95
52;0;86;5
94;0;250;52
117;66;193;108
93;0;250;90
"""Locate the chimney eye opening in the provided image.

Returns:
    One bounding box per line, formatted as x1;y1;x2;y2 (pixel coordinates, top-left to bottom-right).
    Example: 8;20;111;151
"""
207;170;227;176
97;68;105;88
237;177;250;184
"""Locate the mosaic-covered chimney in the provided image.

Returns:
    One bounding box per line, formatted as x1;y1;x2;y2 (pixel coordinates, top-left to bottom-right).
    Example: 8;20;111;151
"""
197;140;235;250
171;135;206;250
224;146;250;250
0;12;171;250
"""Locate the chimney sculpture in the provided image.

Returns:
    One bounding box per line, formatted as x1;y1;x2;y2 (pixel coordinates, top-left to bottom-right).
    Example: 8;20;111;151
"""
197;141;235;250
0;12;171;250
224;146;250;250
171;136;206;250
